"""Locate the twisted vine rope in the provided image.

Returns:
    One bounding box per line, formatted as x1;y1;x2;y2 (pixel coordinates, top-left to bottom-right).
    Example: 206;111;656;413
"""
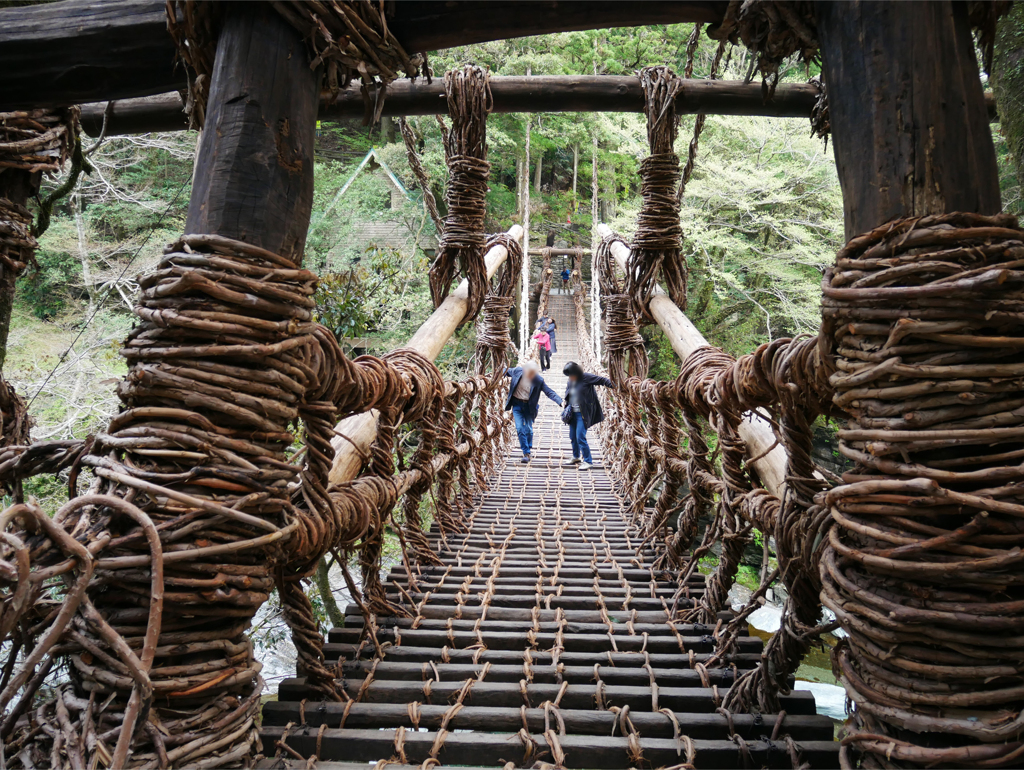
399;118;443;236
707;1;819;98
0;223;520;766
625;67;687;323
428;66;492;321
819;212;1024;769
1;234;339;766
678;26;728;204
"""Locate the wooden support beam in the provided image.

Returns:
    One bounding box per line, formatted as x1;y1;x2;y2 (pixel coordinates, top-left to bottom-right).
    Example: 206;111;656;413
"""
384;1;727;52
0;0;181;112
79;76;999;136
258;727;840;768
0;170;40;370
260;701;834;740
186;4;319;260
0;1;723;111
816;1;1001;238
596;224;788;497
329;226;523;484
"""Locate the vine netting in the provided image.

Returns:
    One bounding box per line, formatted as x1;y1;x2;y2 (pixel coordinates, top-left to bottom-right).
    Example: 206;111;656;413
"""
587;210;1024;768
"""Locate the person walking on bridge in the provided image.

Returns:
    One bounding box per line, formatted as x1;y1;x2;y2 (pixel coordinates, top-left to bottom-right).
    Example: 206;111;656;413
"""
505;361;564;464
561;361;613;470
539;314;557;354
532;323;552;371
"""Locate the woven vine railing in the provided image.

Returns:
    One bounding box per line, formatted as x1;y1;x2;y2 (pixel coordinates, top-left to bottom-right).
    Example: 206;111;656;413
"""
0;235;518;768
592;209;1024;767
589;230;844;720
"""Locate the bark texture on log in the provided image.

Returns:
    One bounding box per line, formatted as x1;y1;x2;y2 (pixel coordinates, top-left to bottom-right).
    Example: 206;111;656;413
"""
816;0;1001;239
993;2;1024;189
0;0;724;112
186;3;319;262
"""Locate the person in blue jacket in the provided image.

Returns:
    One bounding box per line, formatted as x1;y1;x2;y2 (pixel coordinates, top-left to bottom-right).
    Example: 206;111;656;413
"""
561;267;571;290
504;361;564;463
561;361;613;470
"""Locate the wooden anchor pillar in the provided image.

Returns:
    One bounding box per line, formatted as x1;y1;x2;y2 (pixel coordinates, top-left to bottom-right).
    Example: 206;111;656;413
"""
814;3;1005;766
186;4;319;257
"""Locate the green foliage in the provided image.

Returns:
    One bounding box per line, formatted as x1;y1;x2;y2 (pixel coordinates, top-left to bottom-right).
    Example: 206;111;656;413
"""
314;245;410;340
735;564;762;591
680;116;843;354
994;3;1024;198
23;222;83;319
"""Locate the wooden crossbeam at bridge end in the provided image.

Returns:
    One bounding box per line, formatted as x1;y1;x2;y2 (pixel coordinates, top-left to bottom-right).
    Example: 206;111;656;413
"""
329;225;523;484
596;224;789;497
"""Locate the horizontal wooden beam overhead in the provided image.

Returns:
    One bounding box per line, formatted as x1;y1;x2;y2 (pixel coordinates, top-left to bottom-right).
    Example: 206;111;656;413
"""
0;1;725;111
81;76;999;137
78;77;1000;136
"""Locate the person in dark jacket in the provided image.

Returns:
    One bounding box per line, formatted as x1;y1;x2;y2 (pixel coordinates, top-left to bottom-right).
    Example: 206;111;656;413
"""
561;267;571;290
561;361;613;470
505;361;564;463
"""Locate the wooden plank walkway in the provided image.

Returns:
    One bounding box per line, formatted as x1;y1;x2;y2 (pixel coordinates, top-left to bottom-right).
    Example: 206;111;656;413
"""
260;295;839;768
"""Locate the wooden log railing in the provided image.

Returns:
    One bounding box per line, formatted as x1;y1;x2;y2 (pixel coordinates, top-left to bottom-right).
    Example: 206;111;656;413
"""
330;225;523;484
595;223;789;496
589;224;838;718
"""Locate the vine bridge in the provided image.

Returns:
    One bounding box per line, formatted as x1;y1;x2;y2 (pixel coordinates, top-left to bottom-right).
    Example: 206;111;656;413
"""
261;289;837;768
0;2;1020;770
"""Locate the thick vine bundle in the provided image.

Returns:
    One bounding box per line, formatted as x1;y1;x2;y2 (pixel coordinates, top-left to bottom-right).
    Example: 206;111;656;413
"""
626;67;686;323
429;65;493;321
819;212;1024;769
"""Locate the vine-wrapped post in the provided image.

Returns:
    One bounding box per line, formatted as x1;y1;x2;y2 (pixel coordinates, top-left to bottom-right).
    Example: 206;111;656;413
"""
1;6;325;766
816;3;1013;767
625;66;687;323
0;109;77;450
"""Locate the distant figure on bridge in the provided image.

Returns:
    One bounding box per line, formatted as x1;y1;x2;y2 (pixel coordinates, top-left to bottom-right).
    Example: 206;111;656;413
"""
562;361;613;471
505;361;564;464
561;267;571;290
532;326;552;371
539;314;557;354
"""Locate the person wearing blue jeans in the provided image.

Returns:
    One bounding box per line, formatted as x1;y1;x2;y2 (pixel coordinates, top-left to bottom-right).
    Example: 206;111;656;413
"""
561;361;613;470
504;361;564;463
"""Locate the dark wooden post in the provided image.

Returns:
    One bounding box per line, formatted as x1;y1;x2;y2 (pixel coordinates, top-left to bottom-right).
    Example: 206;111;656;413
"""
816;0;1001;239
186;2;319;261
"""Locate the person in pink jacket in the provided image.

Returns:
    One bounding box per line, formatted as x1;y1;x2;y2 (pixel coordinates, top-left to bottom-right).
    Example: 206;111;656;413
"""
532;325;552;371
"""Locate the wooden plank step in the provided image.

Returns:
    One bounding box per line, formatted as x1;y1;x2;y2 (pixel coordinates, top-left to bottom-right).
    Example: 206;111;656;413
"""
324;645;762;668
336;661;774;687
325;629;744;653
408;566;689;580
343;605;677;622
260;727;840;768
260;701;832;740
340;617;730;638
386;593;694;610
275;680;818;715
